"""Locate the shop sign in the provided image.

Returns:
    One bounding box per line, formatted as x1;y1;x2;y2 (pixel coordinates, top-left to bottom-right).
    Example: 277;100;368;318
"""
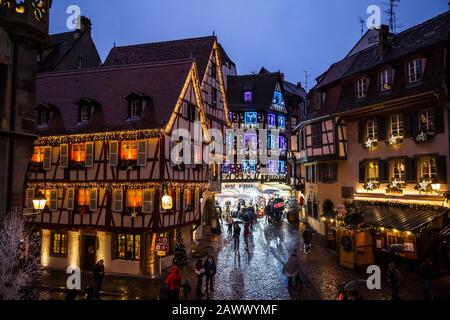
155;233;170;253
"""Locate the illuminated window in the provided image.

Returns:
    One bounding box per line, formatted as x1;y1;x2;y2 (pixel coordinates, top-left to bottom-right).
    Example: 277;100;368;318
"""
51;232;67;256
272;91;284;106
130;100;142;119
243;160;256;173
367;120;378;140
244;133;257;151
408;59;422;83
419;108;434;134
117;234;140;261
390;114;403;137
356;77;368;98
267;113;276;128
71;144;86;162
39;189;51;207
78;189;90;206
421;158;436;180
127;189;143;208
32;146;45;163
244;112;258;125
279;136;286;150
278;116;286;129
268;134;276;150
121;141;138;160
380;69;393;91
367;161;379;181
243;91;253;102
391;159;405;181
267;160;277;173
278;161;286;174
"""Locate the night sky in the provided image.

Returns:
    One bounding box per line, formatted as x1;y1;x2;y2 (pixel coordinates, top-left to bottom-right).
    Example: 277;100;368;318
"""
49;0;448;88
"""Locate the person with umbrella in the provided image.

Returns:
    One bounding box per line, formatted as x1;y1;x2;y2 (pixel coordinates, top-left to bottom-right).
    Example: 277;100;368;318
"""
302;224;313;254
283;249;302;286
233;222;241;252
387;262;403;300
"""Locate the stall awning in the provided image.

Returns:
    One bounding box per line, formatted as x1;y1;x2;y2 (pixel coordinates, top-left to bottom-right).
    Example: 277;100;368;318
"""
440;224;450;237
360;205;448;232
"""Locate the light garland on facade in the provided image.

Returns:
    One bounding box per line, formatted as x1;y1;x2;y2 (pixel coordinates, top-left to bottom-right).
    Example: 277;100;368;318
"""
212;42;232;128
35;129;165;146
27;181;209;191
386;134;404;147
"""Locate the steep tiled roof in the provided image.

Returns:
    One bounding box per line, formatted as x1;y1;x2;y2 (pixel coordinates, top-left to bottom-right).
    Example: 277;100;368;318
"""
284;80;307;98
227;72;283;111
313;10;450;90
103;36;234;79
38;31;81;73
37;60;193;135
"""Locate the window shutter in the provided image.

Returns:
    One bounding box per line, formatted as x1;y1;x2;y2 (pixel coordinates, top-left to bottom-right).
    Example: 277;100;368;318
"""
434;106;444;134
85;142;94;167
437;156;447;183
377;117;387;141
421;57;427;77
410;110;419;137
43;146;52;171
109;141;119;166
142;189;154;214
26;188;35;209
332;163;338;182
195;188;200;209
89;189;98;211
137;140;147;166
175;189;180;211
60;144;68;168
358;121;365;143
113;189;123;212
49;190;58;211
67;189;75;210
403;112;411;137
111;233;118;260
379;160;388;183
406;158;417;183
183;189;189;210
359;161;366;183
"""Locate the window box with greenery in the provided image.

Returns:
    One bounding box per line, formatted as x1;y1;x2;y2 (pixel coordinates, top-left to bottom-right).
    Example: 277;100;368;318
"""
386;179;406;195
363;178;380;191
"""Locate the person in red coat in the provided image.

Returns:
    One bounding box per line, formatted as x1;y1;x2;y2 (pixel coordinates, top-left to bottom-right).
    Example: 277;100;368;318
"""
166;266;182;301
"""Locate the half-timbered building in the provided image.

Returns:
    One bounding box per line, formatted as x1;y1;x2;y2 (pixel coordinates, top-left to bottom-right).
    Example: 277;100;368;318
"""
293;12;450;261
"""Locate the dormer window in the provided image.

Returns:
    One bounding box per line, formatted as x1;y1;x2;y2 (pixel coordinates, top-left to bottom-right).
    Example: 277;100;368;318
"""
243;91;253;102
39;109;49;125
356;77;368;99
79;105;90;123
130;100;142;119
408;58;423;84
380;68;393;92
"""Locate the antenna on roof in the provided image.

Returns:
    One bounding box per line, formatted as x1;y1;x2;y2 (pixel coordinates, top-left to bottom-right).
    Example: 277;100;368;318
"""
383;0;401;33
212;30;215;37
357;17;365;37
114;42;116;48
304;70;311;91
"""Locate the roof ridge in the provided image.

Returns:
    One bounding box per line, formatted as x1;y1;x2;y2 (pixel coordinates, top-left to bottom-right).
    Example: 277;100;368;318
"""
38;58;194;78
111;35;216;50
395;9;450;37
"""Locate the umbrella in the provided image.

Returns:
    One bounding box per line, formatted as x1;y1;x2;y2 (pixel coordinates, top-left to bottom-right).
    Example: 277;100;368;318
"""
273;198;284;204
233;218;244;224
385;244;405;255
262;189;278;194
344;279;368;292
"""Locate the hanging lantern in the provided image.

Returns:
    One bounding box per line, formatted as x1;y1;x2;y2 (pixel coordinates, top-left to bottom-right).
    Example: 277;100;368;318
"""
161;184;173;210
32;192;47;214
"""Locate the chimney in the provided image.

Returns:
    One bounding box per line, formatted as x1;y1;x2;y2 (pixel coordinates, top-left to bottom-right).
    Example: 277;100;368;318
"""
75;16;92;36
297;82;302;88
378;24;390;56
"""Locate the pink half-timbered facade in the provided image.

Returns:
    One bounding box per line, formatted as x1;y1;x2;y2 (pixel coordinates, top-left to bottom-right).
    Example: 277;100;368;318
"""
26;34;233;275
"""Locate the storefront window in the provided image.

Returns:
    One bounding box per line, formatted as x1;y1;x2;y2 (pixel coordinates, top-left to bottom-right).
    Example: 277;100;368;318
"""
117;234;140;261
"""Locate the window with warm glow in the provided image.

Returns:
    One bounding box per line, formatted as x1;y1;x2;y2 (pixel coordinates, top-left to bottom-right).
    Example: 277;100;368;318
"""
120;141;138;160
366;120;378;140
78;189;90;206
32;146;45;163
390;114;404;137
40;189;51;206
51;232;67;256
127;189;142;208
71;144;86;162
380;69;393;91
367;161;379;181
391;159;405;181
421;158;437;180
419;108;434;134
117;234;140;261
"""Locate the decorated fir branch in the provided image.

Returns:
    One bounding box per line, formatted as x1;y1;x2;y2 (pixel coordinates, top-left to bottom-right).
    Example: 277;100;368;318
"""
26;181;209;191
363;178;380;191
385;134;404;147
415;178;433;193
362;138;378;150
386;179;406;193
172;229;188;266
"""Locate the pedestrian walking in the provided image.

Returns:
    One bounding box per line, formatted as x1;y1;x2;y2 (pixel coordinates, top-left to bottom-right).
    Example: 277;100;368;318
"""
195;259;205;297
243;222;251;250
204;255;217;293
302;224;313;254
283;249;302;286
93;259;105;299
387;262;403;300
227;214;234;236
419;257;433;300
233;223;241;252
248;206;255;230
181;279;192;300
166;266;182;301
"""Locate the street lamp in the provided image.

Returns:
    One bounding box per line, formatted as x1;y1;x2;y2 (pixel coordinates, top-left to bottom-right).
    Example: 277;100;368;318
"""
32;192;47;214
161;184;173;210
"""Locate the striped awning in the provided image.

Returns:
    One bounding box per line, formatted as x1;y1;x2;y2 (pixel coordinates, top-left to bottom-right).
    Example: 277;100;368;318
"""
360;205;448;231
440;224;450;237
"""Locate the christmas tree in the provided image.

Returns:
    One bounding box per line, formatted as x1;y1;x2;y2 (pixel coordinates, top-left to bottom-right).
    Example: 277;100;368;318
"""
173;230;188;266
